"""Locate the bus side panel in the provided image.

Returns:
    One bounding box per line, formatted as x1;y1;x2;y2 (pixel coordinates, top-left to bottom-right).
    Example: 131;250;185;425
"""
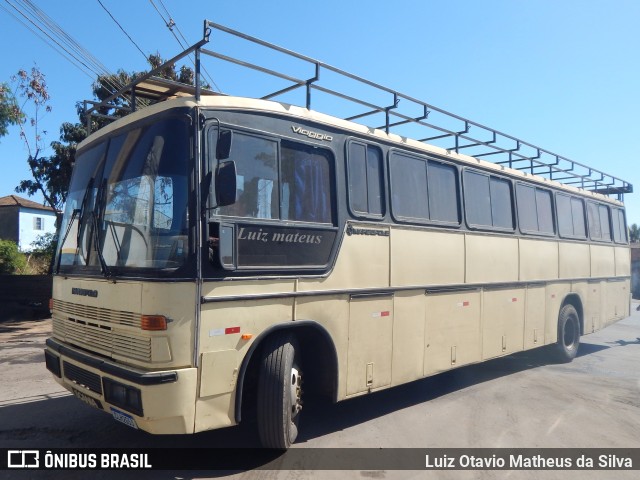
299;224;390;399
610;246;632;327
591;244;615;277
465;235;518;284
558;242;590;279
571;281;594;333
196;297;294;431
614;246;631;277
544;283;571;345
519;239;558;281
391;290;427;386
604;279;630;329
588;281;603;333
481;288;525;359
424;291;481;376
199;297;295;354
296;296;349;400
524;285;546;349
299;224;390;292
346;295;393;395
390;228;465;286
202;279;296;298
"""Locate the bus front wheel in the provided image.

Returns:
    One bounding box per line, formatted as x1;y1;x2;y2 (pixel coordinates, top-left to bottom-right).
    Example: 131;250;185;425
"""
257;333;303;449
554;304;580;363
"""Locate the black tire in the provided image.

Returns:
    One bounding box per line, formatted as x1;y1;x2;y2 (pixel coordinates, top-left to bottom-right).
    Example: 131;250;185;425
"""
257;333;303;450
554;304;581;363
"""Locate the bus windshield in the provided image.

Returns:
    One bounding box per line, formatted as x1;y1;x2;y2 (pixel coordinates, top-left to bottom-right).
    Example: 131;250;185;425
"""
56;116;191;276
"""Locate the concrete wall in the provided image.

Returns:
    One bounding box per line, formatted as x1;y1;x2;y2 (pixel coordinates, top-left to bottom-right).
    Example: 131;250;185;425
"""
0;274;52;321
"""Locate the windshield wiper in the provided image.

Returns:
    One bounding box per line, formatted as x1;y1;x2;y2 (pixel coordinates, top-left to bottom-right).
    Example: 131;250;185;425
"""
91;178;112;280
55;177;94;274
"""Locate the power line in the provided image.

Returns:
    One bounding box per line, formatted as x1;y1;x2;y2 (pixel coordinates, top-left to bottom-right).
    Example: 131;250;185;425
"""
157;0;191;52
96;0;147;61
0;3;93;80
2;0;96;79
3;0;143;109
22;0;111;76
21;0;137;108
147;0;221;92
148;0;182;47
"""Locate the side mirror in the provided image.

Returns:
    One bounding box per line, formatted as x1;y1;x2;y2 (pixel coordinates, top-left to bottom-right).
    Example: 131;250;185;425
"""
216;161;237;207
216;130;233;160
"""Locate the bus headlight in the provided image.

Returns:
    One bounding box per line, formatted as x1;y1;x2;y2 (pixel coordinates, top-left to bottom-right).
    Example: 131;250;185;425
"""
103;378;143;417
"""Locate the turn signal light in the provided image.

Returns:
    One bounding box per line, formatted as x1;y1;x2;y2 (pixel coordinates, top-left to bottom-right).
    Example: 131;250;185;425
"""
241;334;253;340
141;315;167;331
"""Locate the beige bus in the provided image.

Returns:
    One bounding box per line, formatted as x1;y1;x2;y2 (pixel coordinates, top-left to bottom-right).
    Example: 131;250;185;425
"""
45;22;632;449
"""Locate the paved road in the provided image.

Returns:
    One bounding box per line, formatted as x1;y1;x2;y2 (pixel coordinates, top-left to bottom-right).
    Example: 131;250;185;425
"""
1;304;639;480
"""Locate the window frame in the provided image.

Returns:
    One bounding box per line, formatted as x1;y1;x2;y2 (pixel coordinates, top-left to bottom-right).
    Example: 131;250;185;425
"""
57;111;195;279
388;149;461;228
208;125;337;227
515;182;556;237
555;193;588;240
462;168;515;233
586;200;613;243
346;139;385;220
611;206;628;245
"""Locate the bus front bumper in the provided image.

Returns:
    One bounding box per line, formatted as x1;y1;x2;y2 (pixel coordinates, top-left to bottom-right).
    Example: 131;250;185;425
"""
44;338;198;435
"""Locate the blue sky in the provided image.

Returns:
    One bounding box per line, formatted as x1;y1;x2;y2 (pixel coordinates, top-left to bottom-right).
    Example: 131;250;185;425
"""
1;0;639;223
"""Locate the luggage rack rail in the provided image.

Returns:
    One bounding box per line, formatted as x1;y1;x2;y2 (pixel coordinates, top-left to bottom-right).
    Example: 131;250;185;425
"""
84;20;632;199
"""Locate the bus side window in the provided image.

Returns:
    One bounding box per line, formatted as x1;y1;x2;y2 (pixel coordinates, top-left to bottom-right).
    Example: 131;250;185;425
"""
556;194;587;239
611;208;628;244
463;169;514;230
516;184;554;235
587;201;611;241
347;141;384;218
214;133;279;219
281;141;334;225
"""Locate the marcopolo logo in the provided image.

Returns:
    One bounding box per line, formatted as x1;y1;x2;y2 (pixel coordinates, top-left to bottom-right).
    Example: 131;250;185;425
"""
71;287;98;298
8;450;39;468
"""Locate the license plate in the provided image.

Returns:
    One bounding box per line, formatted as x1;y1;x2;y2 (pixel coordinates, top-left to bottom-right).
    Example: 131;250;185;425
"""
111;408;139;429
72;388;102;410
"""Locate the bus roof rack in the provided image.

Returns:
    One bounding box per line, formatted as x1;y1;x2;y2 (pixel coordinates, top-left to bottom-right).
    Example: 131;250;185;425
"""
84;20;633;200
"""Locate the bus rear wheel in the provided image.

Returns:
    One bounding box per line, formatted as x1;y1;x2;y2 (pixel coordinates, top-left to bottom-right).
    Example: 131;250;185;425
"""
257;333;303;450
554;304;580;363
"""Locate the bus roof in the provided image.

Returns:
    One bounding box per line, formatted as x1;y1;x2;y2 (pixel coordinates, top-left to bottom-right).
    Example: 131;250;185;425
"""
78;93;625;206
81;21;632;202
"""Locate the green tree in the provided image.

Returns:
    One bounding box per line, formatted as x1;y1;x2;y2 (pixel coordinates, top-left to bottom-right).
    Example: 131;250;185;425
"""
26;232;58;274
12;56;198;226
629;223;639;243
10;68;61;223
30;232;58;257
0;82;24;140
87;53;204;132
0;239;27;274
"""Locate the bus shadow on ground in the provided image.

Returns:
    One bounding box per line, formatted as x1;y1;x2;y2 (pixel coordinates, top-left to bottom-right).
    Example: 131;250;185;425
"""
0;342;611;479
297;341;609;444
610;337;640;347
